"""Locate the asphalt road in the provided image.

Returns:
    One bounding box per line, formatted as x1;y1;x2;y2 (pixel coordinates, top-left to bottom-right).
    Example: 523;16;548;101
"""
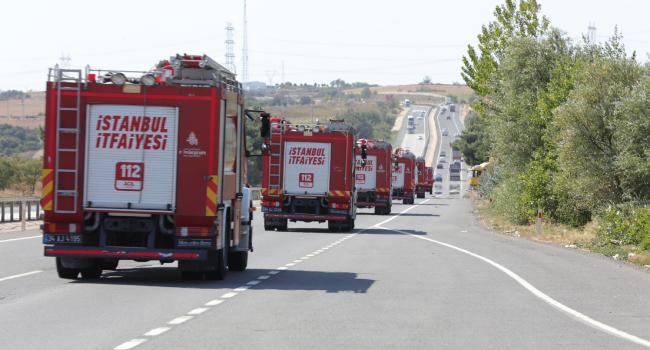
399;106;429;157
1;105;650;349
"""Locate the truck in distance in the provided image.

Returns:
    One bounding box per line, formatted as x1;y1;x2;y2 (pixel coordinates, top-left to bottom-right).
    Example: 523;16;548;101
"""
415;156;427;199
42;54;255;280
355;139;393;215
450;161;462;182
261;118;359;232
391;148;416;204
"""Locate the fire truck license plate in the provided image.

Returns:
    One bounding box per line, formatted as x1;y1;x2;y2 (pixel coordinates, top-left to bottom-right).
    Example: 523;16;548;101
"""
115;162;144;191
356;173;366;184
299;173;314;188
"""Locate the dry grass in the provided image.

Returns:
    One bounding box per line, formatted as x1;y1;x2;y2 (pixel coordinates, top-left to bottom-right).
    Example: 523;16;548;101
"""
472;193;596;246
345;84;474;102
0;92;45;118
265;96;391;123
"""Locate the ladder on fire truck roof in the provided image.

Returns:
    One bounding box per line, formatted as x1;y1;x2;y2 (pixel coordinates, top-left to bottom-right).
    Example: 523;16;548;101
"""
53;68;82;214
268;121;284;193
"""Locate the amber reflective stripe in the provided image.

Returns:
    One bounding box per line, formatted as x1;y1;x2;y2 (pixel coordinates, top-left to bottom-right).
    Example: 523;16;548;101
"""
205;176;219;216
41;169;54;211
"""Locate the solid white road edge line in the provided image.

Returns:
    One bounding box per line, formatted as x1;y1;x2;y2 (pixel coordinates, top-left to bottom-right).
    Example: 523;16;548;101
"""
378;226;650;349
0;270;42;282
0;235;40;243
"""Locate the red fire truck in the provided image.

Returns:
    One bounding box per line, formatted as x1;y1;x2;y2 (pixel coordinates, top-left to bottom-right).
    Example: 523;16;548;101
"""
415;156;427;199
261;118;359;231
354;139;393;215
425;166;434;194
42;54;256;280
391;148;416;204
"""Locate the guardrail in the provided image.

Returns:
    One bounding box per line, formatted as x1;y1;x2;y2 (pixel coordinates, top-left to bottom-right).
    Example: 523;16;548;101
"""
0;197;43;223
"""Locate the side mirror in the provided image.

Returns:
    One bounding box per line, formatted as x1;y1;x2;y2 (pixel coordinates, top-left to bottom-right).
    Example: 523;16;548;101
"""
261;143;270;153
360;159;367;167
260;112;270;138
360;144;368;160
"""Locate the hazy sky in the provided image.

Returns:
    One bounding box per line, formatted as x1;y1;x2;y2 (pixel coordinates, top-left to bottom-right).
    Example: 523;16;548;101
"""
2;0;649;91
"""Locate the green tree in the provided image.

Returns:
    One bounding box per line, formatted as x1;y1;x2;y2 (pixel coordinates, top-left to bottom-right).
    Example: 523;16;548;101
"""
461;0;549;100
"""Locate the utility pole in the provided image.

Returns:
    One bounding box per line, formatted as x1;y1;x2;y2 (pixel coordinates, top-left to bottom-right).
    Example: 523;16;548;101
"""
225;22;236;73
281;61;285;85
587;22;597;43
242;0;249;86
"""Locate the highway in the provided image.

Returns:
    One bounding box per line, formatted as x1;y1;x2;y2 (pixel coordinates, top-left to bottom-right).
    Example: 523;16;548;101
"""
1;106;650;349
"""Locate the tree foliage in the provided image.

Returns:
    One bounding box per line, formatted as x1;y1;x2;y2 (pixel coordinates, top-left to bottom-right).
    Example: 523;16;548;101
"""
462;0;650;250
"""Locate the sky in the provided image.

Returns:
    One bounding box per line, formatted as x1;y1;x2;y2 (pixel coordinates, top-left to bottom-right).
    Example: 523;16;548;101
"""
2;0;650;91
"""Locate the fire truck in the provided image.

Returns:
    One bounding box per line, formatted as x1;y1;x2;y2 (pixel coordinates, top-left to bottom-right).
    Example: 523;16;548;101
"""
354;139;393;215
42;54;256;280
415;156;427;198
261;118;359;231
391;148;416;204
425;166;434;194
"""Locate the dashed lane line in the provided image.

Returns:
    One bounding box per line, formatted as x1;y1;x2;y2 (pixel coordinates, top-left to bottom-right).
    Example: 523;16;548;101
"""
0;270;42;283
114;202;422;350
0;235;40;244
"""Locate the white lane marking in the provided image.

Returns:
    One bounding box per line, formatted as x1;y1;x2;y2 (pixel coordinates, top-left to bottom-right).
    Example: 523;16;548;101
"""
234;286;250;292
285;263;296;267
167;316;193;325
0;235;40;243
247;280;260;286
220;292;238;299
300;256;309;260
205;299;223;306
306;254;315;257
114;339;147;350
187;307;209;315
144;327;170;336
258;275;271;279
381;226;650;349
268;271;280;275
372;200;429;228
277;266;289;270
0;270;42;282
293;259;303;263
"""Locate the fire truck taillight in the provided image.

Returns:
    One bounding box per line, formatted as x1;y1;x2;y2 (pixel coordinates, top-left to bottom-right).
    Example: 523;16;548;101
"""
329;203;350;209
261;200;281;208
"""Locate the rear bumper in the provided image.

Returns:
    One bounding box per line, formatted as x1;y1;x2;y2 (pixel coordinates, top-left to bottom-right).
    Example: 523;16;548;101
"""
264;213;347;221
44;245;207;261
356;201;387;207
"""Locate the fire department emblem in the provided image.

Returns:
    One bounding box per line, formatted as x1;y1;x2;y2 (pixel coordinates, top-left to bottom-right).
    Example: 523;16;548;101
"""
187;132;199;146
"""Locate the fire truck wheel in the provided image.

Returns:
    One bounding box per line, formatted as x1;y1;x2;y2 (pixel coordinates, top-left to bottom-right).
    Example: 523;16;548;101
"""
228;251;248;272
277;219;288;231
417;193;425;199
206;248;227;280
80;264;103;279
327;220;340;232
101;259;119;270
374;206;382;215
56;257;79;279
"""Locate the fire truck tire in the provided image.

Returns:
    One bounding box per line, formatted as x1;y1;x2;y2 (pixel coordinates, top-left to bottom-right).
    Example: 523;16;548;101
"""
101;259;119;270
80;264;103;279
327;220;340;232
277;219;288;231
374;206;383;215
181;271;203;280
56;257;79;279
206;248;227;280
229;251;248;272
